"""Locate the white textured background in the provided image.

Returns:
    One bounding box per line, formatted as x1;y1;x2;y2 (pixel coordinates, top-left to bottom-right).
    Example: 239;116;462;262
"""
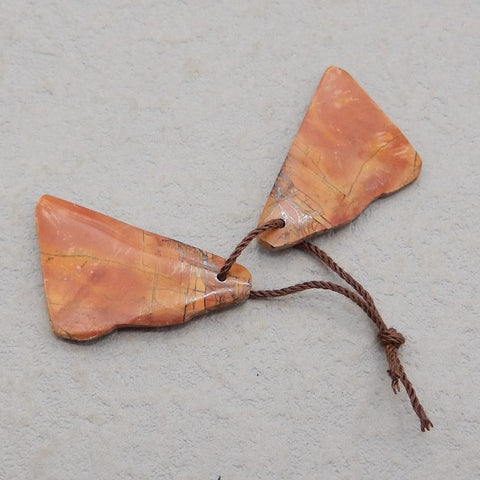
1;1;479;479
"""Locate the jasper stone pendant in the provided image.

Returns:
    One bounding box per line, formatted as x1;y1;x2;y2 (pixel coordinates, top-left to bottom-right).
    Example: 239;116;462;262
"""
258;66;422;249
36;195;251;340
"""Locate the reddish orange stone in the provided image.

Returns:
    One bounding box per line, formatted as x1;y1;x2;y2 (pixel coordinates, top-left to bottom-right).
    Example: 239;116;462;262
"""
258;66;422;249
36;195;251;340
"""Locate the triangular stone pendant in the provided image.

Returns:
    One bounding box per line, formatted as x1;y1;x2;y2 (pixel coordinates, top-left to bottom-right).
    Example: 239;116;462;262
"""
258;66;422;249
36;195;251;340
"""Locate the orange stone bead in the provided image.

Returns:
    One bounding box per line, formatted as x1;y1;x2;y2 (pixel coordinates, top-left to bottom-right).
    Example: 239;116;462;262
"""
258;66;422;249
36;195;251;340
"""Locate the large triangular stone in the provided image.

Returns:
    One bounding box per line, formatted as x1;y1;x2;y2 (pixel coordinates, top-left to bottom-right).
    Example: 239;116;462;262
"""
258;66;422;249
36;195;251;340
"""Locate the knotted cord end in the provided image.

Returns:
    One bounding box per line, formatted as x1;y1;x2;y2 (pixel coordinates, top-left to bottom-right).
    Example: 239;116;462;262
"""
220;231;433;431
378;327;405;348
378;328;405;393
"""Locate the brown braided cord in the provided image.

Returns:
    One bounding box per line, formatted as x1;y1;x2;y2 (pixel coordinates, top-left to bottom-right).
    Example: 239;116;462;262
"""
298;242;377;312
219;222;432;431
250;242;433;432
217;218;285;281
297;241;432;426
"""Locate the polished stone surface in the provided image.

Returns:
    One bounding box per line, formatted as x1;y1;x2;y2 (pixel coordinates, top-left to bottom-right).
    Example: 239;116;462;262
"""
36;195;251;340
258;66;422;249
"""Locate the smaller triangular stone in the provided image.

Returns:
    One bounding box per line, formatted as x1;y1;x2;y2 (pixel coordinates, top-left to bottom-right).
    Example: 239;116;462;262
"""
36;195;251;340
258;66;422;249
